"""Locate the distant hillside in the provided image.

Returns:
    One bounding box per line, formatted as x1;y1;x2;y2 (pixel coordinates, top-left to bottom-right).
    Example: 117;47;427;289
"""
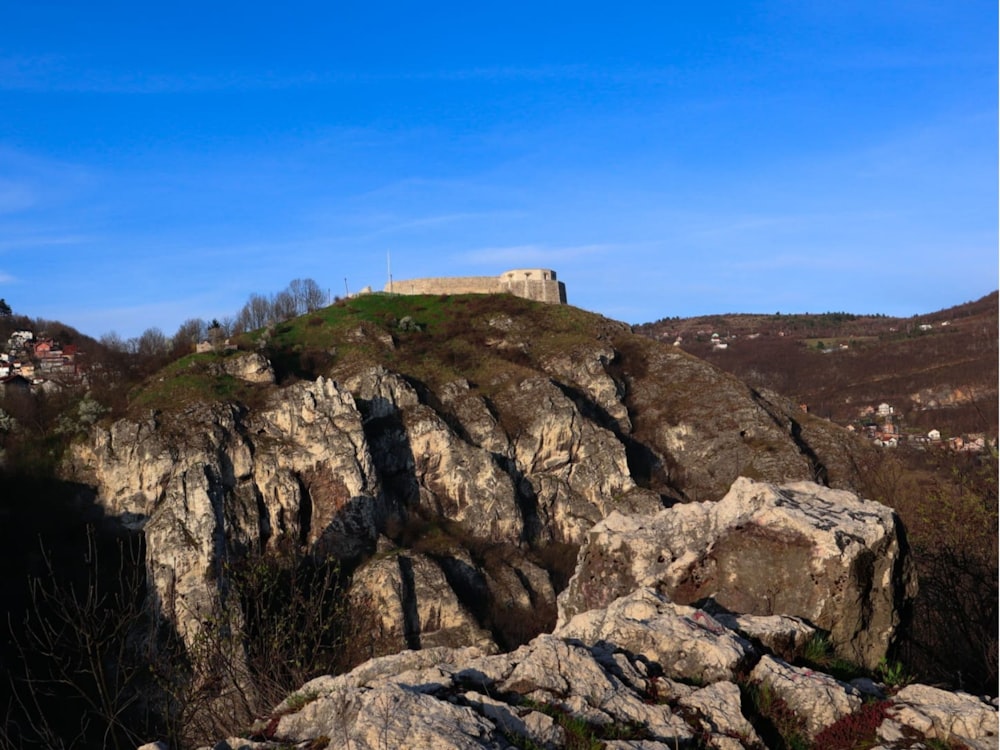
636;292;998;442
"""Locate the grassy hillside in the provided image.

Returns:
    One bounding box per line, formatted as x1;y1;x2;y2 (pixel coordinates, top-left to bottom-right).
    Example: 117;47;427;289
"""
129;293;625;417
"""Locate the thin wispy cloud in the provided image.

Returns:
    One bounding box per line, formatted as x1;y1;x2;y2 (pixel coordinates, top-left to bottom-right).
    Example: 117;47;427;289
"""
337;211;527;243
0;55;685;94
458;244;615;267
680;209;898;243
0;233;94;252
398;63;683;85
0;181;36;214
0;55;332;94
728;253;875;273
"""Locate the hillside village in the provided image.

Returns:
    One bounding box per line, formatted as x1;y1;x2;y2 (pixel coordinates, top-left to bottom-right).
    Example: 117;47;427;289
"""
848;400;990;453
0;329;81;391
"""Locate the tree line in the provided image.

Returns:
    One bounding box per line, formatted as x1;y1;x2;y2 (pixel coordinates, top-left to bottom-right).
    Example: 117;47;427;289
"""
99;277;328;363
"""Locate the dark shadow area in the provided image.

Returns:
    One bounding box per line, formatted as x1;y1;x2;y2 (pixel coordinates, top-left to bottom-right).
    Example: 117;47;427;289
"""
396;555;422;650
0;471;169;750
355;398;420;511
855;448;998;695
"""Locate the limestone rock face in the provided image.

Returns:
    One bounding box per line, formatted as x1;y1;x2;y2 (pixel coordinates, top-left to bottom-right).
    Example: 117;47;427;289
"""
72;377;382;642
71;313;879;661
349;551;496;656
540;343;632;433
407;401;522;542
558;477;916;670
437;379;509;456
498;376;661;543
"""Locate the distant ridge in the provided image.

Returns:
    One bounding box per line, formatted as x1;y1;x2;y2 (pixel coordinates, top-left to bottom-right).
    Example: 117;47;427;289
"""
636;291;998;439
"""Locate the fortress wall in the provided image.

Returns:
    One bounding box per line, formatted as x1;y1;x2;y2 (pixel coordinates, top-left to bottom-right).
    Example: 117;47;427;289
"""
387;276;501;296
500;269;558;283
385;269;567;305
499;276;567;304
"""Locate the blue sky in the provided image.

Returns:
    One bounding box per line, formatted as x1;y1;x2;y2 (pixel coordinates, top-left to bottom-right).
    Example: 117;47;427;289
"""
1;2;996;338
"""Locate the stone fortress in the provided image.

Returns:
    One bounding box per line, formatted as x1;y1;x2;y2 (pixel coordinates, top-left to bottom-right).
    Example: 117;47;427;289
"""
384;268;567;305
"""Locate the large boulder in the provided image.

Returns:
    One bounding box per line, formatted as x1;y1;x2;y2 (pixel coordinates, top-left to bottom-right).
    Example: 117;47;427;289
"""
557;477;916;670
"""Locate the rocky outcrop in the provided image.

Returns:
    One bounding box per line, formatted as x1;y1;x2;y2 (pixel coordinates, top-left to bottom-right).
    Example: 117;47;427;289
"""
196;588;997;750
45;300;994;750
69;306;880;662
878;684;1000;750
71;375;384;642
215;352;275;384
349;550;497;656
558;477;916;670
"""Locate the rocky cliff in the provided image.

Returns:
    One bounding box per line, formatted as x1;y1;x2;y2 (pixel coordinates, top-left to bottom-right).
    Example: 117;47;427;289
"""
64;295;988;750
135;475;994;750
68;296;878;656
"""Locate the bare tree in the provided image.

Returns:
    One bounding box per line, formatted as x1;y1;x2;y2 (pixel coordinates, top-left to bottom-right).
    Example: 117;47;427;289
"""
172;318;208;356
217;316;237;338
2;529;152;750
99;331;129;353
136;327;170;359
271;290;298;321
237;293;273;332
288;278;326;313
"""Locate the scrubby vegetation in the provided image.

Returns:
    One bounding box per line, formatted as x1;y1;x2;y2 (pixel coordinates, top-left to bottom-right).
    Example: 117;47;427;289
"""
0;497;374;749
242;291;613;390
855;447;998;693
